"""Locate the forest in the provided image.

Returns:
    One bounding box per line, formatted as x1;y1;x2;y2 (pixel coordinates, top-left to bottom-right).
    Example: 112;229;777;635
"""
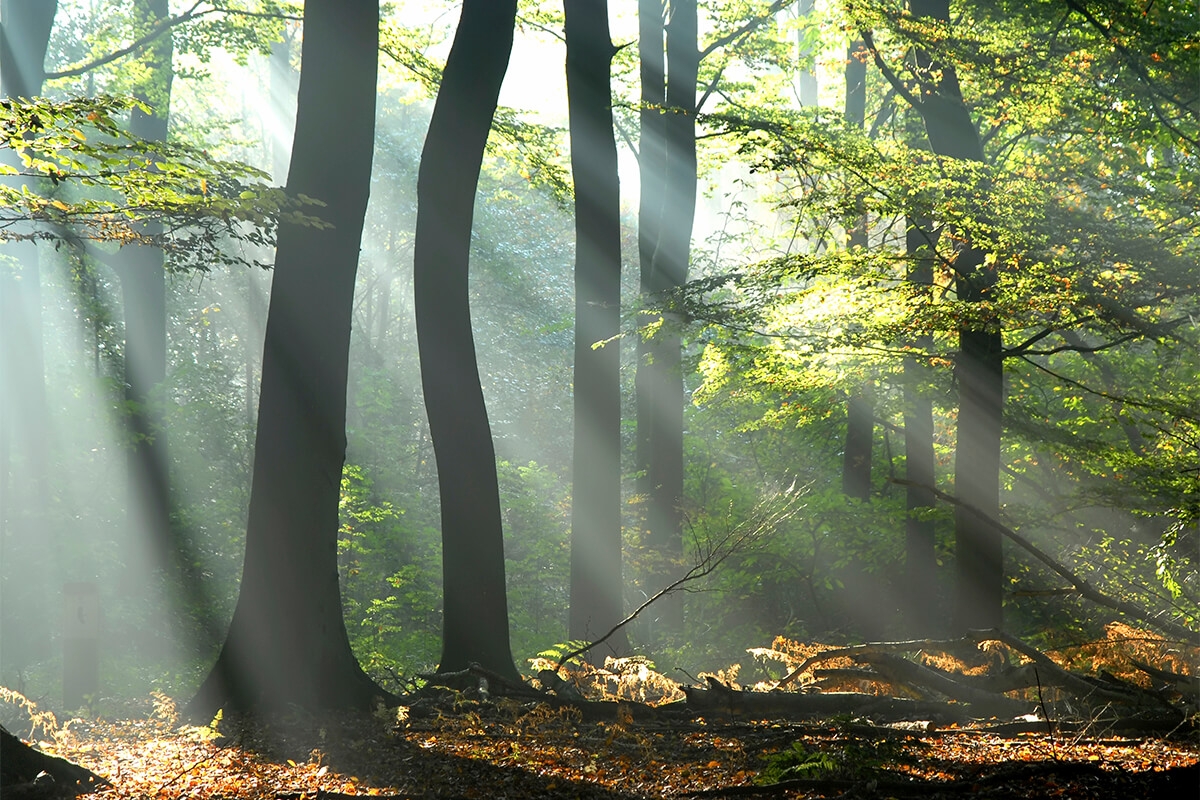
0;0;1197;797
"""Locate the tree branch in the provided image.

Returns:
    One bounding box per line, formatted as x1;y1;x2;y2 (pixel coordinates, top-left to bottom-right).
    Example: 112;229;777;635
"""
44;2;301;81
890;478;1196;642
699;0;793;61
554;487;804;672
859;30;923;111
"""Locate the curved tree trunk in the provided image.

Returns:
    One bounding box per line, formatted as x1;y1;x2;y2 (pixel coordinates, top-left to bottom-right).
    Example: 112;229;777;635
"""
190;0;386;715
565;0;627;656
413;0;520;681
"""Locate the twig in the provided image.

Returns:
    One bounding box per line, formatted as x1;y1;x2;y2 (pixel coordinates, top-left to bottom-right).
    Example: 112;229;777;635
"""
554;488;804;672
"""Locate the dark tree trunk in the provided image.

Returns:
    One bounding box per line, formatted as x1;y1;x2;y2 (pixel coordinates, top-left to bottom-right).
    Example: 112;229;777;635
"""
565;0;627;655
841;38;872;501
636;0;697;640
842;392;874;500
190;0;386;714
903;213;939;633
0;0;56;539
909;0;1004;632
413;0;520;681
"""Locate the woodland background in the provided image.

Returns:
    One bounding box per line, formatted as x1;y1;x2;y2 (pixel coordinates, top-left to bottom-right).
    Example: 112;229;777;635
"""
0;0;1196;718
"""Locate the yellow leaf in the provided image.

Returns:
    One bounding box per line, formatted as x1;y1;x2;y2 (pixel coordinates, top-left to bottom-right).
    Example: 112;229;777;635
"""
51;199;69;211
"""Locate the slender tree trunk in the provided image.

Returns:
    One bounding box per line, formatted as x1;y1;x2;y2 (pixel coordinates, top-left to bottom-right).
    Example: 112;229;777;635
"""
190;0;386;714
635;0;665;498
0;0;56;677
909;0;1004;632
841;37;872;501
112;0;176;623
413;0;520;680
636;0;697;640
565;0;627;655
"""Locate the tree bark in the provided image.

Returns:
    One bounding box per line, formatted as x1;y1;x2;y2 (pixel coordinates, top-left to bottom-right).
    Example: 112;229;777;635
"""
190;0;387;714
565;0;627;656
637;0;697;640
795;0;817;107
908;0;1004;632
413;0;520;681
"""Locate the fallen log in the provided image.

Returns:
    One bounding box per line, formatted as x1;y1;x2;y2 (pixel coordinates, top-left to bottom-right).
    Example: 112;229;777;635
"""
775;630;1181;714
851;652;1031;718
683;678;979;724
1132;659;1200;701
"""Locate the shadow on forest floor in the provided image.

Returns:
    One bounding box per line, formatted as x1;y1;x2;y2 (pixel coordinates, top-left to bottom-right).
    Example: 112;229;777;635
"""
4;687;1197;799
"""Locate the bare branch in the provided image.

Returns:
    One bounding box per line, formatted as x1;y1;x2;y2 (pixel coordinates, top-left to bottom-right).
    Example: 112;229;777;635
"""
700;0;793;61
553;486;805;672
44;2;301;81
890;478;1196;642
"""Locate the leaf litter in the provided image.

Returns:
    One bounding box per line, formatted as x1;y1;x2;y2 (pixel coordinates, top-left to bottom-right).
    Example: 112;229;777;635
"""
5;690;1194;799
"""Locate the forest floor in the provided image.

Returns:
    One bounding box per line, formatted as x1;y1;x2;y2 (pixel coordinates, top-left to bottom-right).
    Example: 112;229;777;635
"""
15;692;1200;800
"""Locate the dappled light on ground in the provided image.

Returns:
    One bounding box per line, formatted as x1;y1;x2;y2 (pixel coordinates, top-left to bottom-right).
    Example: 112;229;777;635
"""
16;699;1199;799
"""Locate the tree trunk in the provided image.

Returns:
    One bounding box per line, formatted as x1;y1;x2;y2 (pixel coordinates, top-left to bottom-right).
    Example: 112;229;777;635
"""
841;41;872;501
565;0;627;656
909;0;1004;632
190;0;386;714
104;1;181;646
637;0;697;640
635;0;665;511
413;0;520;681
0;0;57;687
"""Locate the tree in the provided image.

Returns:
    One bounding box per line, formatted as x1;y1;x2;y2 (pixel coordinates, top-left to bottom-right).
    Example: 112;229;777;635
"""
190;0;387;714
565;0;627;655
413;0;521;681
905;0;1003;632
113;0;175;599
636;0;698;640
